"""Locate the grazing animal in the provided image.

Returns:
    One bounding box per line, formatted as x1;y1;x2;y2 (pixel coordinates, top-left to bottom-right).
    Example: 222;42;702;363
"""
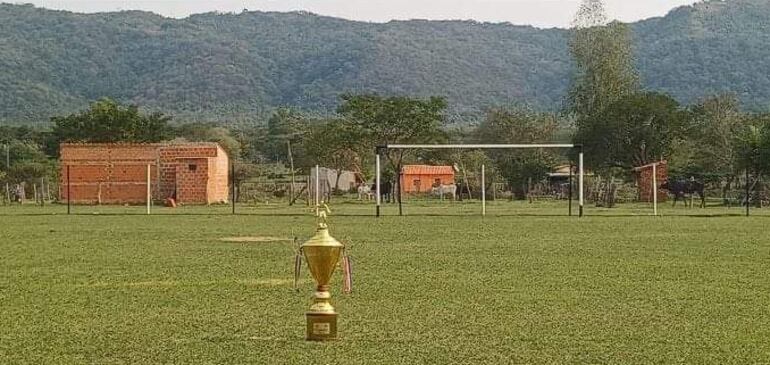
357;184;373;201
431;183;457;201
371;180;393;202
660;178;706;208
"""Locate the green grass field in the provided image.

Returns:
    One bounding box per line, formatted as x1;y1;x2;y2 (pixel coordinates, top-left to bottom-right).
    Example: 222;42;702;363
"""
2;201;770;363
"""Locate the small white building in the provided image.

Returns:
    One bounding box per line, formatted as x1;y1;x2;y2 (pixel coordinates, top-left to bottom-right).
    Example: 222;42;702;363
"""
310;167;359;198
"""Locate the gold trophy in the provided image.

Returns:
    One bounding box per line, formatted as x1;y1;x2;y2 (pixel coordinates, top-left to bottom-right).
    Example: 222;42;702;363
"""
294;205;351;341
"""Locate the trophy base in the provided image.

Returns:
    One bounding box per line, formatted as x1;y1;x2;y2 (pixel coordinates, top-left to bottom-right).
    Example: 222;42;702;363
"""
306;312;338;341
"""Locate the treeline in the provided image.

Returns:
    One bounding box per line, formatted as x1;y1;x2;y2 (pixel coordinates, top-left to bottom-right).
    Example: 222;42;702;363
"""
2;92;770;203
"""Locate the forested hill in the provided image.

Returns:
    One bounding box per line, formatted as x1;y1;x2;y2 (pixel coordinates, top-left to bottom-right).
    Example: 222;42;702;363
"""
1;0;769;125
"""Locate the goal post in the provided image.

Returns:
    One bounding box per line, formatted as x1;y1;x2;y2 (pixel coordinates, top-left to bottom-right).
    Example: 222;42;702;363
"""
374;144;585;217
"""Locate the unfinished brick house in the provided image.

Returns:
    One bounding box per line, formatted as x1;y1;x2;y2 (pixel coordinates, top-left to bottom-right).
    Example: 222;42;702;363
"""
60;142;229;204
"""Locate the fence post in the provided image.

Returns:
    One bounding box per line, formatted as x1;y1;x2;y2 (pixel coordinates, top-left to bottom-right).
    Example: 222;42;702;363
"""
146;164;151;215
652;163;658;216
578;148;584;218
315;165;320;215
376;152;381;217
481;164;486;217
746;168;750;217
67;165;71;215
567;160;575;217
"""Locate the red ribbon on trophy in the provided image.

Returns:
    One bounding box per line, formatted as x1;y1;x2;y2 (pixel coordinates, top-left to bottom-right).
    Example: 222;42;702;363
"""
293;237;302;291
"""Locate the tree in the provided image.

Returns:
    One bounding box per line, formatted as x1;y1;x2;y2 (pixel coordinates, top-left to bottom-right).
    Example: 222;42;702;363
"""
735;114;770;176
175;123;242;159
304;119;362;194
338;94;447;212
675;95;745;202
569;0;639;119
575;92;687;172
476;107;559;199
51;98;171;146
263;108;310;165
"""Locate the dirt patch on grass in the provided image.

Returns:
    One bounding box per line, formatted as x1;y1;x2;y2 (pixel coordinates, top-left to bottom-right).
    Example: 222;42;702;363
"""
79;278;297;288
237;278;296;286
219;236;292;243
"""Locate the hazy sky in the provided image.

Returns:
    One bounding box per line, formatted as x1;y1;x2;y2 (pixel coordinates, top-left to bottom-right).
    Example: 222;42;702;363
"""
25;0;701;28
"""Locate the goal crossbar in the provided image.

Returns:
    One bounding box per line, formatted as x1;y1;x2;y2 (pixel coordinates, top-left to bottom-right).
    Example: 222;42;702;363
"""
385;144;577;149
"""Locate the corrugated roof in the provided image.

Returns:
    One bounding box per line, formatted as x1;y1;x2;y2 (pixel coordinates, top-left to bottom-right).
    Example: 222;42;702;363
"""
401;165;455;175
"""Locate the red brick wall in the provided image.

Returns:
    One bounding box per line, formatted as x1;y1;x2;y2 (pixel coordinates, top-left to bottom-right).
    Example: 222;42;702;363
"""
175;159;209;203
60;143;229;204
636;161;668;202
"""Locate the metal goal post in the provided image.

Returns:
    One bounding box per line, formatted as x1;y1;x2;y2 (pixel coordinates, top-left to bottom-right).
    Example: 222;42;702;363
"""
374;144;585;217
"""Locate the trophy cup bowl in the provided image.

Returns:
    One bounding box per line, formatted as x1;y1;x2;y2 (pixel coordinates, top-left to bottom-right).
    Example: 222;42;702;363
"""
301;223;343;341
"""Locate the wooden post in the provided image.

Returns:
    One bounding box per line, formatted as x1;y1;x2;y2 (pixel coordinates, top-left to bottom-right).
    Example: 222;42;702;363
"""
652;163;658;216
376;153;381;217
579;151;584;217
567;160;575;217
397;163;403;216
33;184;38;206
97;182;102;205
146;164;151;215
67;165;71;215
315;165;320;215
288;141;296;205
746;167;751;217
481;164;486;217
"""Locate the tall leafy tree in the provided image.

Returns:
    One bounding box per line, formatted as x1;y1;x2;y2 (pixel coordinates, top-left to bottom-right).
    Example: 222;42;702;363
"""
51;98;171;145
263;108;310;165
338;94;447;211
174;122;242;159
476;107;559;199
338;94;447;169
304;119;362;192
575;92;687;171
687;95;744;177
569;0;639;120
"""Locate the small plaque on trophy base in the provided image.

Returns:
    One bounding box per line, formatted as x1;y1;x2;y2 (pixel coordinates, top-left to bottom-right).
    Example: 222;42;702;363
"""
306;312;338;341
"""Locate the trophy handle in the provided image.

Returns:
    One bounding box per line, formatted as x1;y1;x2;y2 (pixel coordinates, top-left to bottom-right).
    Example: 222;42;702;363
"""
293;246;303;291
342;248;352;294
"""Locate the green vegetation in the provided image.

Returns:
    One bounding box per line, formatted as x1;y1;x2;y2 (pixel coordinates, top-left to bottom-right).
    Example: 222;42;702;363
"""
51;98;172;144
2;201;770;363
2;0;770;124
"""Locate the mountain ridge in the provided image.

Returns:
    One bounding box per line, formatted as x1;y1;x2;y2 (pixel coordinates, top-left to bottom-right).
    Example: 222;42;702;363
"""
1;0;768;125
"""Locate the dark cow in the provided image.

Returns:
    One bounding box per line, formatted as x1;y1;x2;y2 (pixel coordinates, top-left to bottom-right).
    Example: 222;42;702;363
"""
660;178;706;208
371;180;393;203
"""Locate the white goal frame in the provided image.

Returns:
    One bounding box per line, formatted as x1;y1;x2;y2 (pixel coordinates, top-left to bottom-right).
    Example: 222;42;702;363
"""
375;144;585;217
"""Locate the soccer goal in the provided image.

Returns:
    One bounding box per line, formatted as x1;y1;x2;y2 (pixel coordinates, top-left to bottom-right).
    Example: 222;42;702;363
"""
373;144;585;217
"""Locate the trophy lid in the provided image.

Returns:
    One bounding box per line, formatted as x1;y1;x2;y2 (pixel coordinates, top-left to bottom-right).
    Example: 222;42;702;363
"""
302;223;344;248
302;204;344;249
